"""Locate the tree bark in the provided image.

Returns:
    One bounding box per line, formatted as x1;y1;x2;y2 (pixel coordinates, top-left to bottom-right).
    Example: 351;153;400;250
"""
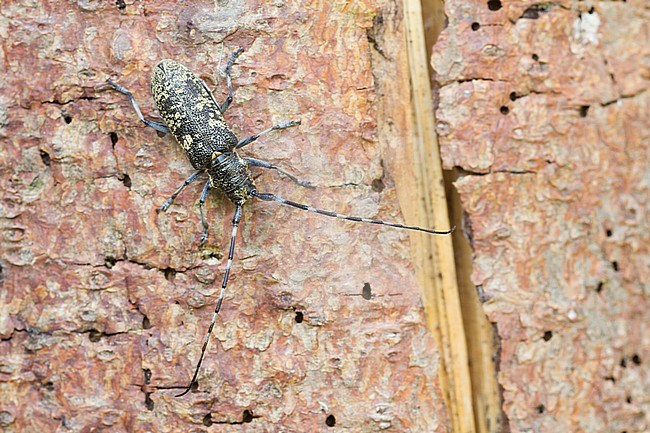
0;1;452;432
433;0;649;432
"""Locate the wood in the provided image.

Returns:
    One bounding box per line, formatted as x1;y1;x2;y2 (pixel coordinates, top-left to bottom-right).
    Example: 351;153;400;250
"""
0;1;455;432
400;1;475;433
433;0;649;432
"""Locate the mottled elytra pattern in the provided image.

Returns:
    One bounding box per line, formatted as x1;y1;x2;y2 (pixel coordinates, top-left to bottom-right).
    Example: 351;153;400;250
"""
152;60;237;168
107;48;454;398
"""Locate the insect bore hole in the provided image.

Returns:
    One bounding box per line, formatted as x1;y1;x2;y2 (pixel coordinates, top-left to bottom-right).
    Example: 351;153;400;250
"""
580;105;590;118
116;0;126;10
612;261;619;272
202;413;212;426
145;393;154;411
242;409;254;423
362;282;372;300
142;314;152;330
62;111;72;124
536;404;545;414
543;330;553;341
88;329;102;342
109;132;119;147
487;0;502;11
325;414;336;427
500;105;510;115
371;178;385;192
39;150;51;167
118;173;132;189
471;22;480;31
295;311;304;323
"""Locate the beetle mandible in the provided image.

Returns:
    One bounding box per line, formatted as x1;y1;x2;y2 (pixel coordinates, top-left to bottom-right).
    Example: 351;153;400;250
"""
107;48;454;397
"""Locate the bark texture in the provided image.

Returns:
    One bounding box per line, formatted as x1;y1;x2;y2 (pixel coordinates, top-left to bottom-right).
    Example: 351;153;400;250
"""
433;0;649;432
0;1;450;432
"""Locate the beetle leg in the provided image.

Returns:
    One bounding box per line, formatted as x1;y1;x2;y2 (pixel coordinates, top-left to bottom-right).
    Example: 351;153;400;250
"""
235;120;301;149
219;48;244;113
106;79;170;133
157;170;204;213
244;157;313;188
198;181;212;245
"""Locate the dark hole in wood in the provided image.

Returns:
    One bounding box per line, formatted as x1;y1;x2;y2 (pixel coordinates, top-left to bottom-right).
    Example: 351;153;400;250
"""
40;150;51;167
371;178;385;192
142;315;151;329
164;267;176;281
543;330;553;341
326;414;336;427
242;410;254;423
88;329;102;342
105;256;117;268
487;0;502;11
119;173;132;189
362;282;372;300
145;393;154;411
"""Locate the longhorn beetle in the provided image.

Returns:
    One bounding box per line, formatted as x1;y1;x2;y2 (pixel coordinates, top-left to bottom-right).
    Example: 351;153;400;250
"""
107;48;454;397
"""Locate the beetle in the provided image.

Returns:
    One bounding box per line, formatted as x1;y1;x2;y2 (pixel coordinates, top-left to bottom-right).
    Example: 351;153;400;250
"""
107;48;454;397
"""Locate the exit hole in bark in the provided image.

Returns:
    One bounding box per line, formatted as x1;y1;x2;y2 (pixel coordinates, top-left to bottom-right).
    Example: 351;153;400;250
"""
471;22;480;31
202;413;212;426
39;150;51;167
543;330;553;341
105;256;117;268
362;282;372;300
580;105;590;118
371;177;385;192
295;311;304;323
242;409;254;423
88;329;102;342
109;132;118;146
500;105;510;115
487;0;502;11
62;111;72;124
325;414;336;427
118;173;132;189
145;393;154;410
536;404;545;413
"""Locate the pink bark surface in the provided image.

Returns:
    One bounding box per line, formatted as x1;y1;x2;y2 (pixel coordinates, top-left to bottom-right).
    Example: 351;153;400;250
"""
433;0;649;432
0;1;449;432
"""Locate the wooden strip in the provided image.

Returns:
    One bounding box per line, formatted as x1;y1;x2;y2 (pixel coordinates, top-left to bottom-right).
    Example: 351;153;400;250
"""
401;1;476;433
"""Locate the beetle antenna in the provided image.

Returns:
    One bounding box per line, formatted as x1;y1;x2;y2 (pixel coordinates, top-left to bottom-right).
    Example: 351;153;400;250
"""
175;204;243;397
252;191;455;235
